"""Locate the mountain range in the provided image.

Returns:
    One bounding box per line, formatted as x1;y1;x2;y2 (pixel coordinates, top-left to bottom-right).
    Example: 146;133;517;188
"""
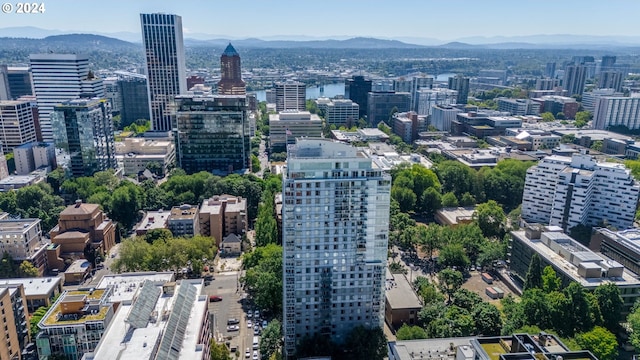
1;26;640;49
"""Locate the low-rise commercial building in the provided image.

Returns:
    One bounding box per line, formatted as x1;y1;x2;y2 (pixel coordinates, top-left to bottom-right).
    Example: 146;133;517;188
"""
135;210;171;236
14;142;57;175
385;270;422;330
590;228;640;276
435;207;476;226
0;218;48;275
115;137;175;176
510;225;640;314
167;204;199;237
0;276;63;313
325;99;360;127
269;110;323;149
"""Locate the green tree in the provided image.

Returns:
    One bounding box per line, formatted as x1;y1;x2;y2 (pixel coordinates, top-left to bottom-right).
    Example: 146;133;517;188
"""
109;183;142;230
477;240;504;269
438;268;464;302
473;200;506;238
471;302;503;336
210;340;232;360
418;225;441;260
524;253;542;290
420;187;442;216
556;112;566;120
438;243;470;269
30;305;50;336
19;260;39;277
391;186;416;212
574;111;592;128
441;192;459;207
251;154;261;173
627;301;640;348
541;112;555;122
0;252;18;278
576;326;618;360
594;283;623;333
396;324;428;340
435;161;479;199
521;288;551;330
541;266;561;293
564;282;594;335
452;289;483;310
242;244;283;315
460;192;476;206
255;192;278;246
590;140;603;152
47;168;67;195
260;319;282;359
561;134;576;144
418;302;446;327
144;228;173;244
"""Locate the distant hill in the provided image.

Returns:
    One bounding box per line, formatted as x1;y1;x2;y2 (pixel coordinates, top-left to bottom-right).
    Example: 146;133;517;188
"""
185;36;425;49
42;34;138;48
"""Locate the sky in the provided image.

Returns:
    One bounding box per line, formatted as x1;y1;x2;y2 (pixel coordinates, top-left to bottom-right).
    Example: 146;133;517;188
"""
2;0;640;41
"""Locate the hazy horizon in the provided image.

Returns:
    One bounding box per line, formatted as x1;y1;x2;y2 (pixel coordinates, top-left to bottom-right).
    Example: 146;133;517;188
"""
1;0;639;42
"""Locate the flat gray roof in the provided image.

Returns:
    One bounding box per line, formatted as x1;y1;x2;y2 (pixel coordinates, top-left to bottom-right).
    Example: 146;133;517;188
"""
385;271;422;310
0;276;61;297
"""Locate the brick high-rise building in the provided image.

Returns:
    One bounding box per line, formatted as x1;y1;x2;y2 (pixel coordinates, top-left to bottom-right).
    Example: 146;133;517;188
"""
217;43;246;95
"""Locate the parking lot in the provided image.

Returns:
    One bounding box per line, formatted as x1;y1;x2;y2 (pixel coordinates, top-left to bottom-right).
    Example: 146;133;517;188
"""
461;270;517;304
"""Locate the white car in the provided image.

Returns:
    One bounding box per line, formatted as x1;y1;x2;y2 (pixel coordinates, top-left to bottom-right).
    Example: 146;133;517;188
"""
262;320;268;328
245;348;251;358
254;310;260;318
252;350;259;360
247;320;253;328
226;325;240;332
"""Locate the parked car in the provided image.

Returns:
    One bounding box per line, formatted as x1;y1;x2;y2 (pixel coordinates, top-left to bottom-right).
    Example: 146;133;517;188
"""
262;320;268;328
245;348;251;358
209;296;222;302
227;318;240;325
254;310;260;318
252;351;259;360
253;327;260;335
247;320;253;328
227;325;240;331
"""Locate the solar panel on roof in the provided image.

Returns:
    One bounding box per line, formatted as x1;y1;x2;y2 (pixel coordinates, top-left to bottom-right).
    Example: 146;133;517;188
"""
125;280;161;329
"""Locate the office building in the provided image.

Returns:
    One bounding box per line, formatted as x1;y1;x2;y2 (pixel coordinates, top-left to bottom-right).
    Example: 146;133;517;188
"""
367;91;411;126
265;88;276;104
103;78;122;114
0;100;38;153
410;75;434;112
384;270;422;330
431;105;462;132
582;88;621;112
30;54;104;142
545;62;557;78
199;195;248;248
36;288;116;359
416;89;458;116
187;75;204;91
84;276;210;360
593;95;640;130
479;69;507;85
510;225;640;314
0;284;29;360
14;142;56;175
535;78;560;91
389;333;597;360
116;136;175;176
269;110;323;149
0;65;10;100
51;98;117;177
217;43;246;95
135;210;171;236
590;228;640;276
598;70;624;92
140;13;187;132
118;76;151;128
562;64;587;96
448;75;470;104
324;99;360;127
392;112;426;143
521;153;640;231
275;80;306;112
496;98;541;116
530;95;579;119
282;139;390;357
0;276;63;313
600;55;617;72
48;200;116;271
167;204;199;237
0;218;48;275
345;75;372;118
174;95;250;174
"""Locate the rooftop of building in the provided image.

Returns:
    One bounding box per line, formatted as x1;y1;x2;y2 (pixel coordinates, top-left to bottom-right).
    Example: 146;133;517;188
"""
88;279;207;360
222;43;239;57
60;200;100;216
512;228;640;288
435;207;477;225
96;272;175;303
169;204;198;221
0;276;61;297
136;210;171;233
385;270;422;310
551;129;633;142
0;174;40;186
66;259;91;274
55;97;107;108
40;288;110;327
0;218;40;233
595;228;640;256
287;138;362;160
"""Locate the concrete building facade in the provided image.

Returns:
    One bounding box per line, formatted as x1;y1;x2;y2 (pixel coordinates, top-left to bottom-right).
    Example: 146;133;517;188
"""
167;204;199;237
199;195;248;249
593;95;640;130
269;110;323;149
521;154;640;231
275;80;306;112
0;100;38;153
282;139;390;357
325;99;360;128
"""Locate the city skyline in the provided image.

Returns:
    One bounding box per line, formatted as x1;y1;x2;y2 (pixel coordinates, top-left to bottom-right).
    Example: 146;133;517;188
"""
1;0;640;43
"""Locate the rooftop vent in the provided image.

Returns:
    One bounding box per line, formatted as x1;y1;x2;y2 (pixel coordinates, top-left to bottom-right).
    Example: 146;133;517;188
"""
75;199;82;207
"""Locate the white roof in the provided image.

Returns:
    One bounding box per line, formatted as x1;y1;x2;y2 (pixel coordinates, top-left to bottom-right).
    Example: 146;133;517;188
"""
0;276;61;297
96;272;175;303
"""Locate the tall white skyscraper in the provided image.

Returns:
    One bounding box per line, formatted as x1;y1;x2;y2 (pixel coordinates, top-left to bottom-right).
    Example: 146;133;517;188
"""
29;54;104;142
140;13;187;132
282;139;390;357
275;80;306;112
